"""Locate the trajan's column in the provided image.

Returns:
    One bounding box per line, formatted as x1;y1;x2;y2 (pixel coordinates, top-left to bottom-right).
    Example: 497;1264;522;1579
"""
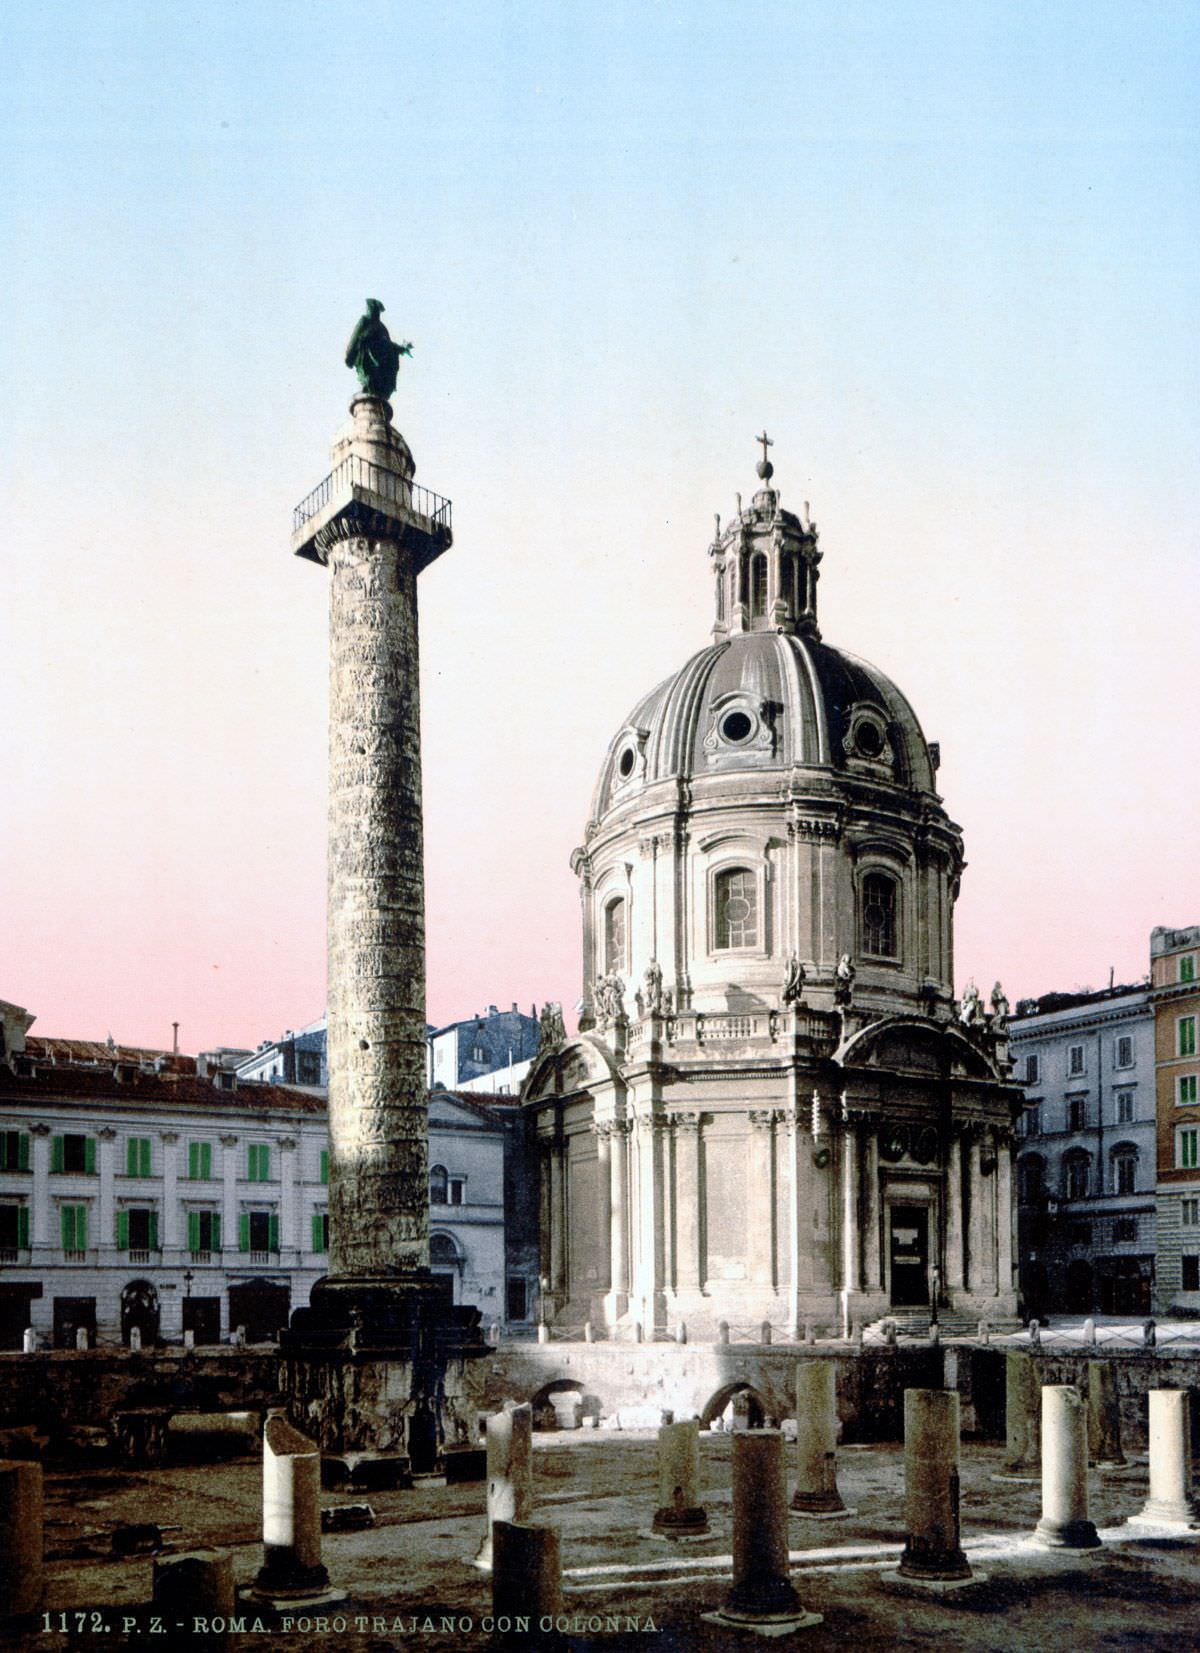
281;304;482;1475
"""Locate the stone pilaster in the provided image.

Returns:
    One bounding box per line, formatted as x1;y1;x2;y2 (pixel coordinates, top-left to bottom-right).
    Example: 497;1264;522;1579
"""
29;1125;50;1249
672;1114;702;1292
606;1120;631;1319
592;1122;613;1291
160;1131;179;1252
944;1130;965;1291
97;1126;116;1253
219;1135;239;1259
748;1112;778;1288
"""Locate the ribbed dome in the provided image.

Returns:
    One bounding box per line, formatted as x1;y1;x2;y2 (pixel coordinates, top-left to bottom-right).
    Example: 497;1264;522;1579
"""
591;630;937;821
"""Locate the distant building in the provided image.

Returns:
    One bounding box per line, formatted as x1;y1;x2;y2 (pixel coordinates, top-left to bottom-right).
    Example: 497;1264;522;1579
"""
427;1003;541;1090
1150;925;1200;1315
1010;983;1155;1317
236;1016;329;1088
0;1001;528;1349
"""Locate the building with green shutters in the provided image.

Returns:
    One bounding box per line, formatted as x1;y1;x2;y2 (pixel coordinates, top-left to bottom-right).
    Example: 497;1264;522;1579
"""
0;1000;513;1349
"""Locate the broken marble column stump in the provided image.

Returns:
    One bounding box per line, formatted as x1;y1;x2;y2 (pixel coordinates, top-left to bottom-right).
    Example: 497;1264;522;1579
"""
1086;1361;1126;1469
0;1459;43;1621
1033;1386;1101;1550
475;1404;534;1569
1128;1389;1200;1529
993;1350;1040;1480
652;1419;708;1537
791;1359;852;1517
154;1550;234;1652
894;1389;979;1587
491;1520;562;1644
703;1431;822;1635
243;1416;344;1607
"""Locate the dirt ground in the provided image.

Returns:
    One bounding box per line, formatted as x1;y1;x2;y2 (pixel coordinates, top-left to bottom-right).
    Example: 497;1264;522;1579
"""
7;1430;1200;1653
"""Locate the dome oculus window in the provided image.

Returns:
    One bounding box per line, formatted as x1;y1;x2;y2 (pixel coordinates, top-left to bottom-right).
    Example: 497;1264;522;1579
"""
860;871;898;958
720;709;754;745
616;746;636;780
715;867;758;949
854;720;885;759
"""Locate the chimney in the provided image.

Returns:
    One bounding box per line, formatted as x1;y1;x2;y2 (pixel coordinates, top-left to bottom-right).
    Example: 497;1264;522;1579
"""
171;1021;180;1058
511;1002;517;1014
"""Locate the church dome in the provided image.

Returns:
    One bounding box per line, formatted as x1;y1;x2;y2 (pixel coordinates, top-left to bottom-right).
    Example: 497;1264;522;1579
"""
591;630;938;823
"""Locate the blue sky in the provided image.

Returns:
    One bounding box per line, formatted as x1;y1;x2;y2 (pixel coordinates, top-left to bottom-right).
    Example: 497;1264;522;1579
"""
3;2;1197;1046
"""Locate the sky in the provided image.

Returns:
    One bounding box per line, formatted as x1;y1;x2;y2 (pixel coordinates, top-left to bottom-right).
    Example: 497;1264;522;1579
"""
2;1;1197;1052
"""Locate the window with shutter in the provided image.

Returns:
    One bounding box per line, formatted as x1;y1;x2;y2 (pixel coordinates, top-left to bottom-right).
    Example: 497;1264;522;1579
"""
268;1212;280;1252
51;1136;65;1173
188;1210;200;1252
17;1206;29;1249
117;1209;129;1249
239;1212;250;1252
320;1150;329;1186
312;1211;327;1252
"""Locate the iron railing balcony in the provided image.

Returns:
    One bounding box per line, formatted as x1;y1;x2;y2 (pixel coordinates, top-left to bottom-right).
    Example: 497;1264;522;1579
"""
292;451;452;570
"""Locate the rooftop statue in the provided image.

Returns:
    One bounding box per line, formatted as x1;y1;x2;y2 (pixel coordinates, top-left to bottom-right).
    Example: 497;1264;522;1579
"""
345;299;412;400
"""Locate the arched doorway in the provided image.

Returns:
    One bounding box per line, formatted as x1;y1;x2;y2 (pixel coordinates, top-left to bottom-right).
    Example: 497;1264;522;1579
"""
699;1382;768;1431
430;1231;463;1304
121;1279;160;1346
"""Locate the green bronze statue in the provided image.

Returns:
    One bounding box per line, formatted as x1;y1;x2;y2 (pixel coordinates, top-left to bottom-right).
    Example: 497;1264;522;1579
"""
345;299;412;400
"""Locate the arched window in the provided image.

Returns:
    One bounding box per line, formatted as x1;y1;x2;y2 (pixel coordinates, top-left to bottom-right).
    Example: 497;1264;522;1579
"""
1063;1151;1091;1202
430;1232;460;1267
750;554;768;618
729;566;737;614
781;554;795;613
715;867;758;949
430;1164;448;1205
1111;1145;1138;1196
860;872;898;958
603;897;626;974
1018;1155;1045;1204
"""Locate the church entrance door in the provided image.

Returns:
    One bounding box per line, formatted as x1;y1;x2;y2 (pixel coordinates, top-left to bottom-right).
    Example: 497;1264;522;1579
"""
889;1205;929;1307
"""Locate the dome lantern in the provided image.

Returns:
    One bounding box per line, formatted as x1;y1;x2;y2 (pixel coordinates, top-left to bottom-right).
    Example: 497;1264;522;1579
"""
710;439;822;644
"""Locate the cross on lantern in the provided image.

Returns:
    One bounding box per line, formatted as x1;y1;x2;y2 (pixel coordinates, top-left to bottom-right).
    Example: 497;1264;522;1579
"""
755;429;774;467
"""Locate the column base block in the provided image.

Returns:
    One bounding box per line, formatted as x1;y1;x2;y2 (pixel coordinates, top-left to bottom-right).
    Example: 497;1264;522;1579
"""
702;1608;823;1638
651;1505;709;1538
790;1488;850;1516
1126;1501;1200;1530
885;1568;987;1593
1032;1518;1102;1549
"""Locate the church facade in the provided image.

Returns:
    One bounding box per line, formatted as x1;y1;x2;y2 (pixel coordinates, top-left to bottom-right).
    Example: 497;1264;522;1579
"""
523;456;1023;1337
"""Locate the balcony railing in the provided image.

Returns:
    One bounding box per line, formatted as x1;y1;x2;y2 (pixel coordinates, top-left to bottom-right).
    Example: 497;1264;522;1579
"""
292;452;452;538
0;1247;17;1264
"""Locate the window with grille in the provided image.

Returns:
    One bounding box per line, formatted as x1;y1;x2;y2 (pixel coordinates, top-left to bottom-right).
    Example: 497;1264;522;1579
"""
860;872;897;958
750;553;768;617
604;897;626;973
715;868;758;949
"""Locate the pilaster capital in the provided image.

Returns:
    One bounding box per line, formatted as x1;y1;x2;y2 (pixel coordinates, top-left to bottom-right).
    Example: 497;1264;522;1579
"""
278;1136;297;1151
29;1122;51;1137
748;1108;781;1132
671;1112;702;1135
219;1134;239;1149
97;1126;117;1142
159;1131;179;1145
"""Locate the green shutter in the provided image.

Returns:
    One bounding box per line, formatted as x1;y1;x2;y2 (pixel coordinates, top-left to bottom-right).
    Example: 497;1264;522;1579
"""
247;1145;256;1180
239;1212;250;1252
211;1212;221;1251
84;1136;96;1175
18;1134;30;1172
17;1207;29;1249
78;1206;87;1248
117;1209;129;1250
126;1139;137;1176
312;1211;325;1253
188;1142;198;1180
268;1212;280;1252
60;1205;71;1249
188;1210;200;1252
201;1141;212;1179
320;1149;329;1186
140;1139;151;1177
51;1136;64;1173
148;1210;158;1250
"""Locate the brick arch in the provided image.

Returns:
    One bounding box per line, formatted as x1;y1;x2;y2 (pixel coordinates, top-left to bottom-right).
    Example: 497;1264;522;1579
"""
699;1381;769;1431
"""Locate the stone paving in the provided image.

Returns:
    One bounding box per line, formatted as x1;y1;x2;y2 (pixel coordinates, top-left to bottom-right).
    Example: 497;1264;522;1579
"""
8;1429;1200;1652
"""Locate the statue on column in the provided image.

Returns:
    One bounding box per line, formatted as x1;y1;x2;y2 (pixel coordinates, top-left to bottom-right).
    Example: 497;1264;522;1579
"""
834;952;856;1005
345;299;412;400
782;952;805;1007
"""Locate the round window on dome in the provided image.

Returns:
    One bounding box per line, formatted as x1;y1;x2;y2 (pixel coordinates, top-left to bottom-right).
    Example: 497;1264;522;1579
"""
721;710;754;744
617;747;636;779
854;720;885;759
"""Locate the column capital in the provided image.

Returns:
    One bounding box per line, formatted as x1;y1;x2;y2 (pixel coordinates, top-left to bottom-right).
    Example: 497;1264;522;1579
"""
160;1131;179;1145
671;1112;702;1134
748;1109;781;1132
28;1122;51;1137
278;1136;298;1152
